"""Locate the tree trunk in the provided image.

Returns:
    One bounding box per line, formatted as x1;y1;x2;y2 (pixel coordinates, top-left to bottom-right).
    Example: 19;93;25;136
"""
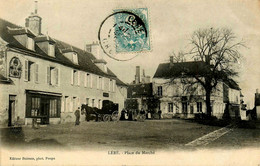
205;89;212;117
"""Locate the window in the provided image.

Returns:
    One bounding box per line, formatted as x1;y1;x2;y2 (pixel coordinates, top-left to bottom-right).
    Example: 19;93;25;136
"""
98;99;102;109
99;77;103;90
92;99;95;107
26;94;61;118
182;102;188;114
197;102;202;113
47;67;59;85
31;97;40;116
73;97;77;111
109;79;113;91
86;98;89;105
49;99;58;117
27;37;34;50
168;103;173;112
158;86;163;96
24;60;34;81
72;52;78;64
64;96;69;113
86;73;92;87
71;70;78;85
112;80;116;92
48;44;55;57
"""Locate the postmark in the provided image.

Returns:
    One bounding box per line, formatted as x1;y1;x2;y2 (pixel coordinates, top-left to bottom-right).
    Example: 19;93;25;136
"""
98;8;150;61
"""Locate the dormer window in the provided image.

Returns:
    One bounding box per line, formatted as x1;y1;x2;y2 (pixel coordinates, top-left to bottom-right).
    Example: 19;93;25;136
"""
48;44;55;57
27;37;35;50
61;47;78;65
72;52;78;64
35;35;56;57
7;27;36;50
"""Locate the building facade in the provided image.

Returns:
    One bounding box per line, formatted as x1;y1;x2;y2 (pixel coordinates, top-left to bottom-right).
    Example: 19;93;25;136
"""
153;57;241;119
0;8;127;126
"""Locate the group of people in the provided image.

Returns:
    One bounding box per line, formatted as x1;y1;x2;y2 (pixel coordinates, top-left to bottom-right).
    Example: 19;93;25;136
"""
74;107;163;125
120;108;162;120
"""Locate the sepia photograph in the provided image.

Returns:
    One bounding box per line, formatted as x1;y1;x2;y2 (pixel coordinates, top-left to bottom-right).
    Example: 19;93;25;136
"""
0;0;260;165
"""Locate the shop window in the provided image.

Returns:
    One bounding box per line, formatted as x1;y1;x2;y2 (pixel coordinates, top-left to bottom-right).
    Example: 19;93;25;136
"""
49;99;58;117
31;97;40;116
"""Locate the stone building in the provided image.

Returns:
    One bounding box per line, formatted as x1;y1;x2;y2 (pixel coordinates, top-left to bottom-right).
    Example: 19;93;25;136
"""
255;89;260;120
0;6;127;126
126;66;158;111
153;56;241;119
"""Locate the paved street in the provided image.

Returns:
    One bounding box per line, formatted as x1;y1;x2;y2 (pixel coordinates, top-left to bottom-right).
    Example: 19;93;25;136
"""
1;119;260;150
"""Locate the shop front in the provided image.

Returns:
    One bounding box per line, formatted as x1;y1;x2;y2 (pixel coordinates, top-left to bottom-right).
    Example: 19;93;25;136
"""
26;90;61;125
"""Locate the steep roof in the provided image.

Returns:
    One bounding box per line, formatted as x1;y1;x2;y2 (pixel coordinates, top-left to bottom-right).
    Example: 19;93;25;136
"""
153;61;209;78
154;61;240;90
0;18;126;86
127;83;153;98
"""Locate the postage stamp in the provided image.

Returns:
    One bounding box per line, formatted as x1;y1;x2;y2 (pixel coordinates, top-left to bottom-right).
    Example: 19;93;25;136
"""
98;8;150;61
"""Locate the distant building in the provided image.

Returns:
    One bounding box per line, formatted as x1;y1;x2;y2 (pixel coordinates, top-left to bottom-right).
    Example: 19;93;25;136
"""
126;66;158;111
153;56;241;119
255;89;260;120
0;3;127;126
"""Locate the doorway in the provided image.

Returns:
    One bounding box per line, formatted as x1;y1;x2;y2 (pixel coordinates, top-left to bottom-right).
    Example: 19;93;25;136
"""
8;95;16;126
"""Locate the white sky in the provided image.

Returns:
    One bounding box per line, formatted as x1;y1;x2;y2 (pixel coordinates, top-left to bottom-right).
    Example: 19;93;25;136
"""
0;0;260;108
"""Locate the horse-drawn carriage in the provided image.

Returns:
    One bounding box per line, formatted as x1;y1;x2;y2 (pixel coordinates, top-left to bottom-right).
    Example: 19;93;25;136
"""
81;100;119;122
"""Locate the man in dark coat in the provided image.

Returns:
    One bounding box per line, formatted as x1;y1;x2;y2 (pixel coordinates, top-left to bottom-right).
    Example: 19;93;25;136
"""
74;107;81;125
158;110;162;120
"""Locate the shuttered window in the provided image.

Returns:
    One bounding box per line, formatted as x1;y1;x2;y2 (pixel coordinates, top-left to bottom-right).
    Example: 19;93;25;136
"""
35;63;39;83
47;67;50;84
24;60;28;81
55;68;59;85
77;71;80;86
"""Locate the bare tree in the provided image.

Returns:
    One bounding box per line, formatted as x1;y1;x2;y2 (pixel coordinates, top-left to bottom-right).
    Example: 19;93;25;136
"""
170;28;244;117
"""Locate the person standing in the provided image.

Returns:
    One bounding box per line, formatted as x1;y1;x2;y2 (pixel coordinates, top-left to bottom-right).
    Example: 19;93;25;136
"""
74;107;81;125
158;110;162;120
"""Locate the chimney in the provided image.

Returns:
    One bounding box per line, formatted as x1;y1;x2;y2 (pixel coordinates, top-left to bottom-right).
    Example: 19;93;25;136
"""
85;41;101;59
25;1;42;35
257;89;259;94
35;1;38;14
135;66;140;84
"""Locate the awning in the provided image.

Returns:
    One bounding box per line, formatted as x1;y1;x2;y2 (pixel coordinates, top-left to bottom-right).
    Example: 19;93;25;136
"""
26;90;62;97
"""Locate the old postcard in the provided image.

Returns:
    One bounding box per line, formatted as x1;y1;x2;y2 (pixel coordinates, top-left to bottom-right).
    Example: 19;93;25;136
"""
0;0;260;165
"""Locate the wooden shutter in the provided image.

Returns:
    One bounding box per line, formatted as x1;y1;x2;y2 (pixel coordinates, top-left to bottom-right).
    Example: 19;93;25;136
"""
71;70;74;85
24;60;28;81
35;63;39;83
84;73;87;87
55;68;59;85
77;71;80;86
47;67;50;84
57;98;61;117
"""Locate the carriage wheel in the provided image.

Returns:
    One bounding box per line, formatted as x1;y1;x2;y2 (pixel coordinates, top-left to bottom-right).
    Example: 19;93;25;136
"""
111;111;119;121
103;115;110;122
97;114;102;122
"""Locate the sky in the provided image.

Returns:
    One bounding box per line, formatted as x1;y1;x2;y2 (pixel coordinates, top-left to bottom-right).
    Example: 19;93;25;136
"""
0;0;260;108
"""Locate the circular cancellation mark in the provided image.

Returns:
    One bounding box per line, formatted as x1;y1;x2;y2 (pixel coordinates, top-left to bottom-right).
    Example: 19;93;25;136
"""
98;11;149;61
